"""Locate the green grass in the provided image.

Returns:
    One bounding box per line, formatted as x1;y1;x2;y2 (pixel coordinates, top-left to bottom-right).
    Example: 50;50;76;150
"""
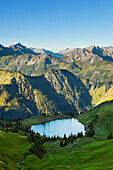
67;60;113;82
1;109;113;169
89;85;105;105
0;131;31;170
43;137;97;156
78;100;113;139
21;139;113;169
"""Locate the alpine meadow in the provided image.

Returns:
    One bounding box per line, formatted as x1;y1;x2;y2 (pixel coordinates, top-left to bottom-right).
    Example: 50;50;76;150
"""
0;0;113;169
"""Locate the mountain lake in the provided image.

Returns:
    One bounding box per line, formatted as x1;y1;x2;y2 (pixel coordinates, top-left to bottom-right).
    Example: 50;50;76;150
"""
31;118;85;138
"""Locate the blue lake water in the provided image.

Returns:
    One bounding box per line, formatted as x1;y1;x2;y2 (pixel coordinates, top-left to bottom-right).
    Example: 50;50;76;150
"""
31;118;85;138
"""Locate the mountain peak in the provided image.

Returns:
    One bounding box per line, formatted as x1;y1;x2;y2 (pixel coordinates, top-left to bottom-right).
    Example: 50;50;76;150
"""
16;42;24;47
9;42;25;49
0;44;4;49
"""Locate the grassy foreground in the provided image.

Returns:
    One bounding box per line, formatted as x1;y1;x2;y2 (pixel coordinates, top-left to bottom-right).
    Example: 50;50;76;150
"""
1;106;113;169
0;131;31;170
20;139;113;169
1;128;113;169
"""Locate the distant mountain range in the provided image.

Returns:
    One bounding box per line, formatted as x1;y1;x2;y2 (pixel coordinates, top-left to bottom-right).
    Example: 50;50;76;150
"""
1;42;113;120
1;43;113;62
0;43;76;59
60;45;113;63
0;43;39;57
30;47;63;59
31;47;78;58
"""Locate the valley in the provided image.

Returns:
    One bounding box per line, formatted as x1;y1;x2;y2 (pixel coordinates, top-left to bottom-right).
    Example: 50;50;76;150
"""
1;43;113;169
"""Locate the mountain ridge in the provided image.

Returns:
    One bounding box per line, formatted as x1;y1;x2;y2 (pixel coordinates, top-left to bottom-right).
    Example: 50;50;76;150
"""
60;45;113;63
0;68;93;120
1;67;113;120
1;43;113;120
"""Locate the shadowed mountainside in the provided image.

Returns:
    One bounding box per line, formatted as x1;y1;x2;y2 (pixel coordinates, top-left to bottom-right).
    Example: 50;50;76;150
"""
0;69;92;120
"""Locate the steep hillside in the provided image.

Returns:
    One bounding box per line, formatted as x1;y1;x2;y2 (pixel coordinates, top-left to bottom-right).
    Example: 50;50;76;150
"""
78;100;113;138
0;130;31;169
44;69;92;113
0;70;40;120
1;68;113;120
0;69;92;120
65;60;113;105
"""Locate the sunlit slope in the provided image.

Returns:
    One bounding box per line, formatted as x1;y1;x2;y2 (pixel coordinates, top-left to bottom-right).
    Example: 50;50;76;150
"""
78;100;113;138
0;131;31;170
81;78;113;106
60;45;113;64
0;54;61;76
65;60;113;105
66;60;113;82
0;70;40;120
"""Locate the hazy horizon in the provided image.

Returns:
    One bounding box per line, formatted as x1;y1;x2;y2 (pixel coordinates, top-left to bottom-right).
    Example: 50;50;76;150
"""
0;0;113;51
1;42;113;53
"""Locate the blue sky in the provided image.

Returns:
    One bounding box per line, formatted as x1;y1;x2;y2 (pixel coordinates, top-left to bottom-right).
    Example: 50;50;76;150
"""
0;0;113;51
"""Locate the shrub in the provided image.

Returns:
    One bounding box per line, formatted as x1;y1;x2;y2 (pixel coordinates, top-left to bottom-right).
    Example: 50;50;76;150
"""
29;139;46;159
107;133;113;140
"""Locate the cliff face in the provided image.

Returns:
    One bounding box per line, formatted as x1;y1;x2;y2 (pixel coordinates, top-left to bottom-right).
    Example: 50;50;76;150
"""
44;69;92;113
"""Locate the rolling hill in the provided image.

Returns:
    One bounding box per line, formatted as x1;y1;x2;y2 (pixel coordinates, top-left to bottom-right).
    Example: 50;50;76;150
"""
78;100;113;139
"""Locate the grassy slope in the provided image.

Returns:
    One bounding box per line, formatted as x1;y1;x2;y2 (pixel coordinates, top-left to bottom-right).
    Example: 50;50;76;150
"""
1;106;113;169
0;131;31;170
21;139;113;170
78;100;113;139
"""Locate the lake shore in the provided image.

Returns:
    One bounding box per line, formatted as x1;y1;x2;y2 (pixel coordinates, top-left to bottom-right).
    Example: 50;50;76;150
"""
22;115;72;128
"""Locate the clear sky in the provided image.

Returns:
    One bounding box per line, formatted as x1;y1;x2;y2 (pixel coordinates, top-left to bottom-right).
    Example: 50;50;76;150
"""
0;0;113;52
